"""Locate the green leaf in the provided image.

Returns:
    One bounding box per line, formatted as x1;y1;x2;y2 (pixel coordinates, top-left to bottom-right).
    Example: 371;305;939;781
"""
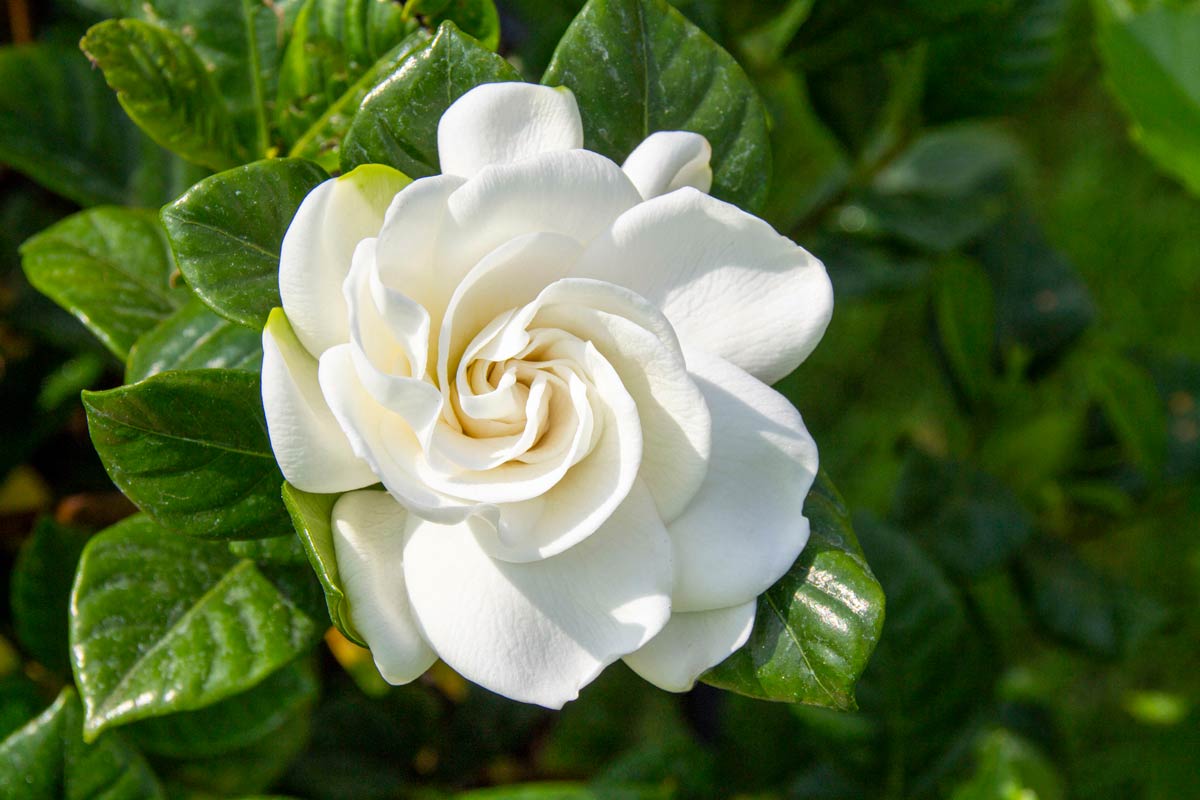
81;19;246;171
161;158;328;329
0;688;164;800
70;514;323;738
543;0;772;212
282;482;362;644
702;472;885;710
1086;352;1168;475
126;298;263;384
275;0;419;146
20;207;186;360
406;0;503;51
1096;4;1200;196
229;532;311;567
82;369;290;540
0;43;201;207
126;660;316;759
287;31;432;171
950;729;1065;800
10;518;92;674
454;785;667;800
933;257;996;404
340;22;521;176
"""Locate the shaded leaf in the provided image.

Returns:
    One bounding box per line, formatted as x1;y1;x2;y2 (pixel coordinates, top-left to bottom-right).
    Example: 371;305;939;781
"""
82;369;290;540
10;518;92;673
543;0;772;212
1087;352;1168;475
933;257;996;403
283;482;362;644
950;729;1065;800
126;298;263;384
70;514;322;738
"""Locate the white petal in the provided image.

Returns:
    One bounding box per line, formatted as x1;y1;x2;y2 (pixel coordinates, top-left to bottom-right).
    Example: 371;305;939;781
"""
621;131;713;199
623;601;756;692
438;83;583;178
403;480;673;708
573;187;833;385
332;490;437;684
261;309;377;493
279;165;410;356
668;348;817;612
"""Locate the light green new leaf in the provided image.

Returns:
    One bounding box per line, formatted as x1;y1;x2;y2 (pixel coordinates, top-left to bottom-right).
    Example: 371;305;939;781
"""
702;473;885;710
81;19;246;171
82;369;291;540
20;207;186;360
340;22;521;176
543;0;772;212
0;688;164;800
1096;4;1200;196
126;298;263;384
0;43;200;207
283;482;363;645
950;729;1065;800
70;514;323;738
161;158;328;329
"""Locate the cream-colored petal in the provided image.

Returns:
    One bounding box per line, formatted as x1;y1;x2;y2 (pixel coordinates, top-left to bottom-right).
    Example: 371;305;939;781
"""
621;131;713;199
623;601;756;692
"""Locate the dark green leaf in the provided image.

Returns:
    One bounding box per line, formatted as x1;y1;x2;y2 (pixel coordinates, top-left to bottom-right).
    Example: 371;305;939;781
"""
161;158;328;329
407;0;503;51
950;729;1064;800
230;532;311;567
81;19;245;170
126;298;263;384
340;22;521;176
933;257;996;403
1095;4;1200;195
282;482;362;644
82;369;290;540
70;514;323;738
21;207;185;360
0;43;200;207
543;0;772;211
126;660;316;758
454;785;667;800
10;518;92;673
702;472;885;710
0;688;164;800
1087;352;1168;475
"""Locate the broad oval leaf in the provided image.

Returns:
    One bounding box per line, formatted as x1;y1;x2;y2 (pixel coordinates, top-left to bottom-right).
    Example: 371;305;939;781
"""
282;482;363;645
702;472;885;710
161;158;328;329
126;298;263;384
340;22;522;176
543;0;772;212
69;514;323;738
82;369;290;540
20;207;186;360
81;19;245;171
0;688;164;799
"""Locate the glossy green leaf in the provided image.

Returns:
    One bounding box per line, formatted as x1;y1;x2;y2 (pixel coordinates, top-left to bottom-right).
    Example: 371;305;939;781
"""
10;518;92;674
70;514;322;738
82;369;290;540
933;257;996;403
1096;4;1200;196
20;207;185;360
161;158;328;329
543;0;772;212
126;298;263;384
702;472;885;710
287;31;432;171
0;43;199;207
340;22;521;176
229;532;311;567
0;688;164;800
81;19;245;171
126;660;316;759
283;482;362;644
276;0;419;145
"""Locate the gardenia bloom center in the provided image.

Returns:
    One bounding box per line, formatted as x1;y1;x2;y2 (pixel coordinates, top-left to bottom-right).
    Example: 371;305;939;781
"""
262;82;833;708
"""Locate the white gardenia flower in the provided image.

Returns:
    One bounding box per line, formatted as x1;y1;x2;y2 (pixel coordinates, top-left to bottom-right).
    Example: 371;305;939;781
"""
262;82;833;708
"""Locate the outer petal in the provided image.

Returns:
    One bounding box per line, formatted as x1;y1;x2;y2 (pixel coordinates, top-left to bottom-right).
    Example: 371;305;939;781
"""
403;480;673;708
332;490;437;684
438;83;583;178
279;164;410;357
261;308;377;493
623;601;756;692
621;131;713;199
668;348;817;612
572;187;833;385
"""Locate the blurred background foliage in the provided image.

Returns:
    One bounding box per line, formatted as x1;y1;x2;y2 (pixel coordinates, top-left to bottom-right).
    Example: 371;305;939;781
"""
1;0;1198;798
